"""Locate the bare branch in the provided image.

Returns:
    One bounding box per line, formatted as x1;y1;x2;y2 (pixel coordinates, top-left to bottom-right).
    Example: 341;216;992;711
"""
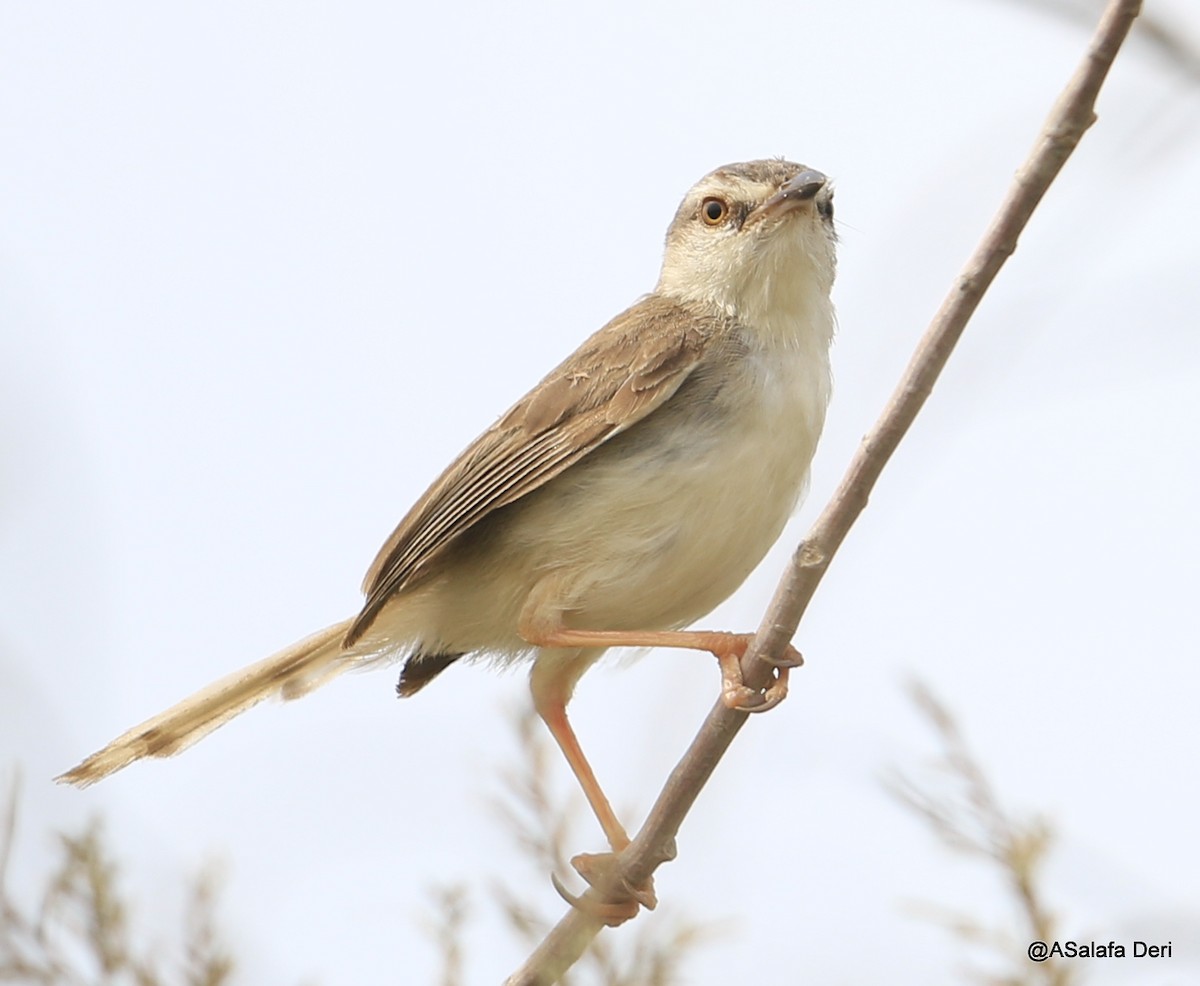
504;1;1143;982
1004;0;1200;81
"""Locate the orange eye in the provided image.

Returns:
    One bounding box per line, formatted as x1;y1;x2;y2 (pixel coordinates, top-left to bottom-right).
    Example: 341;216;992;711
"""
701;197;728;225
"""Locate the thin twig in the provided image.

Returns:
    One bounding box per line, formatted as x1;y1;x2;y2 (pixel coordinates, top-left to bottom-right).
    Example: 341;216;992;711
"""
1005;0;1200;81
504;1;1143;982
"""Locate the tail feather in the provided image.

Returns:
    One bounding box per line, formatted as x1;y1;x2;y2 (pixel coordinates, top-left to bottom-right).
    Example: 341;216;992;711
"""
56;618;356;787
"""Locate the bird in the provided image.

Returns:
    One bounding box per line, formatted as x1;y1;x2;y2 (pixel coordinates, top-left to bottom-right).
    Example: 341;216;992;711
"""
58;158;837;909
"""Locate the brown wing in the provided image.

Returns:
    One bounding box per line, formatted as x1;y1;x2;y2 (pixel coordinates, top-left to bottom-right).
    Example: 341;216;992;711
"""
344;294;721;644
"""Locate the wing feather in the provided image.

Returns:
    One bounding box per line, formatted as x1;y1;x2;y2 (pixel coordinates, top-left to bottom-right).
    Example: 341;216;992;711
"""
344;294;723;643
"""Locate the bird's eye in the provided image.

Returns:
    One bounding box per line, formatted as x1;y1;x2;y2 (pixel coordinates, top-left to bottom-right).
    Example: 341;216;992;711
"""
701;197;729;226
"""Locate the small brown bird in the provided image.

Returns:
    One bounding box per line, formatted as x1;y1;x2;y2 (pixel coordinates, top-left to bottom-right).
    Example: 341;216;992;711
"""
59;159;837;882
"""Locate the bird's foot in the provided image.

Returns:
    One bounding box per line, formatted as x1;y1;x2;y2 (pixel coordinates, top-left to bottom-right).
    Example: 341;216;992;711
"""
551;852;657;927
714;637;803;713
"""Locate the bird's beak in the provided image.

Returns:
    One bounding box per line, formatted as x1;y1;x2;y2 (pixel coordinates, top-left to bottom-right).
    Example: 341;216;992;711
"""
753;169;828;221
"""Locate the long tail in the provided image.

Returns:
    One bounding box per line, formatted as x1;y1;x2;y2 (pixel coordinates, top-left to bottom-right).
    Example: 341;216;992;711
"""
57;618;357;787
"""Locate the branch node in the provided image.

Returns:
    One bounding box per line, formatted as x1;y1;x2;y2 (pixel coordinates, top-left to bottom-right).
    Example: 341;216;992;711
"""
795;541;825;569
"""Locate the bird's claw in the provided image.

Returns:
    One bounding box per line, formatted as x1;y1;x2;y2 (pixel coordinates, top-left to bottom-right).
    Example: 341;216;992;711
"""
550;852;656;927
716;646;797;713
763;643;805;670
573;852;658;909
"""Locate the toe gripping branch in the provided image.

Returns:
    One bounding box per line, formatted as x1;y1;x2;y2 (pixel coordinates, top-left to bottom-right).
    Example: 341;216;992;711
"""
717;633;805;714
552;841;678;927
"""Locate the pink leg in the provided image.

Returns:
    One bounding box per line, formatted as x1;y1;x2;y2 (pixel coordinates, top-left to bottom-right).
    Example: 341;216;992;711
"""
531;680;631;853
530;660;651;925
523;621;801;713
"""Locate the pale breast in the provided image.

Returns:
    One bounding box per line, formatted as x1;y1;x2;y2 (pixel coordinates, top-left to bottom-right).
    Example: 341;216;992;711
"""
397;305;833;658
503;322;832;632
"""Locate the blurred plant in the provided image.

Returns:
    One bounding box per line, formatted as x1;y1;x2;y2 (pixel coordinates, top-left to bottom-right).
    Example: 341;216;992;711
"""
422;884;469;986
5;692;1087;986
0;775;233;986
887;682;1076;986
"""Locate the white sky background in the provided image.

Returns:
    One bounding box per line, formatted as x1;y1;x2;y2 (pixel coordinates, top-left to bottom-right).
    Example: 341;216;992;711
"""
3;1;1199;983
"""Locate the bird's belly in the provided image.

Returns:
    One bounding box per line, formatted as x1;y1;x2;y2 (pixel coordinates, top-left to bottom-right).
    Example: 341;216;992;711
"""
510;355;826;632
397;347;830;658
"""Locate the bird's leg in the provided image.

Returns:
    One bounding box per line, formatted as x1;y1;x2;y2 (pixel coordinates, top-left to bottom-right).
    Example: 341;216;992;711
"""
523;620;803;713
530;663;655;925
522;614;803;925
530;677;631;854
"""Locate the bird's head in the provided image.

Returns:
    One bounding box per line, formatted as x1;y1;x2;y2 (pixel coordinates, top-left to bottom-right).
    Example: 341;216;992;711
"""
656;159;837;333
